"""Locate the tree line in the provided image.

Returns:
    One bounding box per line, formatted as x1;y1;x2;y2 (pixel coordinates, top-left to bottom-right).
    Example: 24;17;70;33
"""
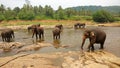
0;4;119;23
0;4;94;21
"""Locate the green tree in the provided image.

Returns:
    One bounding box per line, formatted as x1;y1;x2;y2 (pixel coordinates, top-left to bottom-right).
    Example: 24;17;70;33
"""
4;8;16;21
44;5;54;18
55;6;65;20
0;4;5;13
0;4;5;21
13;7;20;19
0;13;5;21
18;4;35;20
65;8;74;18
92;10;115;23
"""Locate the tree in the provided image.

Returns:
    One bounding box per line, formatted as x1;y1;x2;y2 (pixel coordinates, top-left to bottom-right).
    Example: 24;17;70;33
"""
0;4;5;13
0;4;5;21
0;13;5;21
13;7;20;19
18;4;35;20
55;6;65;20
44;5;54;18
92;10;115;23
65;8;73;18
4;8;16;21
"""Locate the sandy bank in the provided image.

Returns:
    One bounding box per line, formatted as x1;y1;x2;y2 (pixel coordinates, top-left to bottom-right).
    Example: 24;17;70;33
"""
0;42;120;68
0;50;120;68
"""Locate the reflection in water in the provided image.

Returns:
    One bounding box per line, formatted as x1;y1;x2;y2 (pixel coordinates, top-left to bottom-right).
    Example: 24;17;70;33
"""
32;39;44;44
53;40;61;48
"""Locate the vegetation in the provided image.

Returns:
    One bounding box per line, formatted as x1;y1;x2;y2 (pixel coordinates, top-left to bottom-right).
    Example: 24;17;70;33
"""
92;10;115;23
0;4;120;23
71;6;120;16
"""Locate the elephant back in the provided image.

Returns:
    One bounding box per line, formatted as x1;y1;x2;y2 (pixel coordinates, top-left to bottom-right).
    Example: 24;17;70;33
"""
53;27;61;34
37;27;44;33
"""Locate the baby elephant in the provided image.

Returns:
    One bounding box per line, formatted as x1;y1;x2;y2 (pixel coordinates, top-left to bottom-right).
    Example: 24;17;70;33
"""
81;28;106;52
1;29;15;42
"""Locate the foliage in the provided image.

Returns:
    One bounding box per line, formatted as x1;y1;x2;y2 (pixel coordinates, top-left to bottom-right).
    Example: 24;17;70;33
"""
71;6;120;16
0;4;119;22
92;10;115;23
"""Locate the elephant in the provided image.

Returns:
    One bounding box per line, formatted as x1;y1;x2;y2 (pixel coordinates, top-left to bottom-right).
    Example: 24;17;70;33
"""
74;23;85;29
81;28;106;52
55;24;63;31
1;29;15;42
52;27;61;40
32;26;44;40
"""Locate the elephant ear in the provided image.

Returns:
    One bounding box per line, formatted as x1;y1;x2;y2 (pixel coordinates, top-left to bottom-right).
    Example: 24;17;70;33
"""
90;32;95;37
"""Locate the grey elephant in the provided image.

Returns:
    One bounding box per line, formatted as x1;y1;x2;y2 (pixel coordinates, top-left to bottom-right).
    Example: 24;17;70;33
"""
1;29;15;42
81;28;106;52
32;26;44;40
52;27;61;40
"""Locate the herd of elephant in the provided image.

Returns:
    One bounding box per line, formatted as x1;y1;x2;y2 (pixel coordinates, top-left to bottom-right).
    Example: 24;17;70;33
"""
0;22;106;52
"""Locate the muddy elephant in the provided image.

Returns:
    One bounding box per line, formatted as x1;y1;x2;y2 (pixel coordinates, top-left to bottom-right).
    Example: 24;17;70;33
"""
1;29;15;42
32;26;44;40
74;23;85;29
81;28;106;52
55;24;63;31
52;27;61;40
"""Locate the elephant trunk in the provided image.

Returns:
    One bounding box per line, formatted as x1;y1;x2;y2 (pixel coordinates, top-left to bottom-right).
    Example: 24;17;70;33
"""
81;35;86;50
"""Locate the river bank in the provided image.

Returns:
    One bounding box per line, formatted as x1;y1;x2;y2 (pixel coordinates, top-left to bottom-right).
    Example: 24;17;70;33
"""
0;42;120;68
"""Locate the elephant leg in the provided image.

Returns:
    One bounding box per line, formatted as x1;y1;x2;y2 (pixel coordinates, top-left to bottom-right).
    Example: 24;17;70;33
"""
2;36;4;41
39;34;41;39
35;33;38;39
58;34;60;39
91;45;94;51
56;35;57;39
32;32;35;38
87;44;91;52
87;43;94;52
100;42;104;49
5;37;7;41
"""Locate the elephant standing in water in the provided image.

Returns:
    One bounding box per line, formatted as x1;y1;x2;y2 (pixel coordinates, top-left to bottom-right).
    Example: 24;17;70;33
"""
74;23;85;29
1;29;15;42
52;27;61;40
52;24;63;40
32;24;44;40
81;28;106;52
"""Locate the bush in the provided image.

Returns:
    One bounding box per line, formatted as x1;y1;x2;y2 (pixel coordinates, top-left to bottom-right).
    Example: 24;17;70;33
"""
18;11;35;20
92;10;115;23
0;14;5;21
114;17;120;21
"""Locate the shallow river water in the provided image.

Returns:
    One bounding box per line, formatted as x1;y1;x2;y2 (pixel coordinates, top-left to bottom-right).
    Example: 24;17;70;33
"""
0;26;120;57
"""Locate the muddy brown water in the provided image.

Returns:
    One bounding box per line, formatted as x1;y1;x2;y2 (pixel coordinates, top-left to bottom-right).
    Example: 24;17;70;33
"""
0;26;120;57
